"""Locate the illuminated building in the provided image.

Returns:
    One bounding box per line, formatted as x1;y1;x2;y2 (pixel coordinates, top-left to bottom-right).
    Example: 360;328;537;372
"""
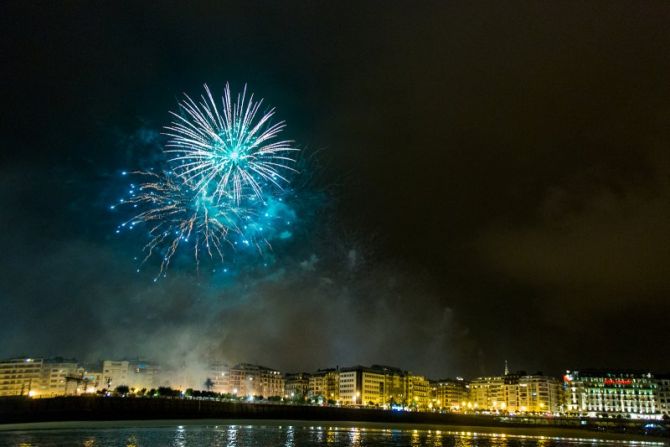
360;369;386;406
226;363;284;398
469;370;560;414
312;365;435;408
656;374;670;418
308;368;340;402
128;359;160;390
432;378;468;411
469;375;505;411
339;366;385;406
503;374;561;414
208;363;229;393
0;358;43;397
337;369;357;404
374;365;409;407
564;370;660;419
284;372;310;399
408;374;432;410
102;360;130;389
336;365;432;407
39;358;80;397
81;371;103;393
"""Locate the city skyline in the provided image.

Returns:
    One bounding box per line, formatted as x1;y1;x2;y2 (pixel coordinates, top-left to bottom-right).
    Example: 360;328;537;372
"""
4;352;668;383
2;355;669;420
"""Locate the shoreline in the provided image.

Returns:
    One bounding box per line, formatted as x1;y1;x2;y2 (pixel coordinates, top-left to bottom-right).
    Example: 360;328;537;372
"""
0;419;667;444
0;397;667;442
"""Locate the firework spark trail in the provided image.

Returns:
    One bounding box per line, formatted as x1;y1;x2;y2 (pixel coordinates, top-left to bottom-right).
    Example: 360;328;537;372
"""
116;172;242;279
164;83;299;205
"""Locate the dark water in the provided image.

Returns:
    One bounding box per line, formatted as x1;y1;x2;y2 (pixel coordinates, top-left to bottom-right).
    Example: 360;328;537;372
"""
0;422;665;447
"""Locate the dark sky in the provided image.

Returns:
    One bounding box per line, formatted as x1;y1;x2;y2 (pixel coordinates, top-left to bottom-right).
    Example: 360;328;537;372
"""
1;1;669;379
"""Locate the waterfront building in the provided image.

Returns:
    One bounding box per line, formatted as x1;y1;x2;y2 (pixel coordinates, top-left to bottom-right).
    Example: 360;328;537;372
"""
0;358;43;397
284;372;310;399
312;364;435;408
128;359;160;390
337;365;431;407
360;369;386;406
308;368;340;402
503;373;561;414
564;370;660;419
81;370;103;393
102;360;130;389
374;365;409;407
408;374;432;410
469;375;505;411
339;366;385;406
226;363;284;398
432;378;468;411
656;374;670;418
208;363;229;393
39;358;80;397
469;371;560;414
338;368;357;404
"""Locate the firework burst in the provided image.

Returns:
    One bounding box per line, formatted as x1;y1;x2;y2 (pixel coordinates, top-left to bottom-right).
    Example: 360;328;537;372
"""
115;171;246;278
114;84;301;278
164;83;299;205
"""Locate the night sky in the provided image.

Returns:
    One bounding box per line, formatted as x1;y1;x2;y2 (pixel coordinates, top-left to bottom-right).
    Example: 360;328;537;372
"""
2;1;669;379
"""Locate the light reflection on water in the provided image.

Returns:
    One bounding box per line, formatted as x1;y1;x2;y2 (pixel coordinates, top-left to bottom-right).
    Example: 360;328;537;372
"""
0;423;665;447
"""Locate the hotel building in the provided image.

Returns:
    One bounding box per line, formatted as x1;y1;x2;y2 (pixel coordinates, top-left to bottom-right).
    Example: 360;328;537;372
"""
563;370;660;419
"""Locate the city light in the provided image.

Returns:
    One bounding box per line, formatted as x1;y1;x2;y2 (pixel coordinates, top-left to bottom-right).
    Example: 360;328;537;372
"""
0;358;667;421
